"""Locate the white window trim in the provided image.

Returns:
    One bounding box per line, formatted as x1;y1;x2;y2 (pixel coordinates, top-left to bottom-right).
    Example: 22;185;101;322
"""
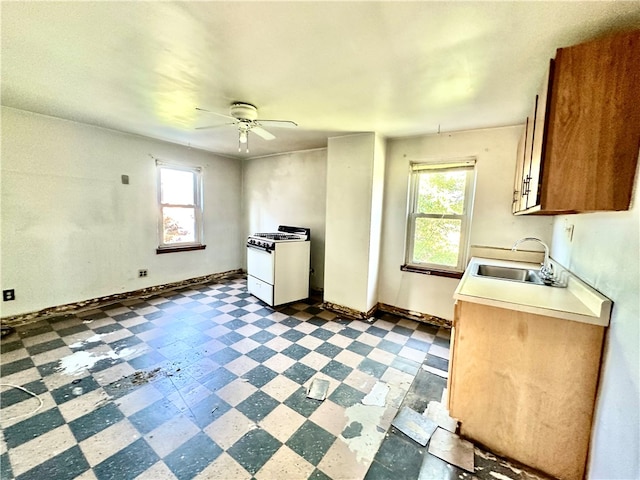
156;161;204;250
405;158;476;273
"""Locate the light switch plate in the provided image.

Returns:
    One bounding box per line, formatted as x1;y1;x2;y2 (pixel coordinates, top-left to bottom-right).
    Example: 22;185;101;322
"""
565;222;574;242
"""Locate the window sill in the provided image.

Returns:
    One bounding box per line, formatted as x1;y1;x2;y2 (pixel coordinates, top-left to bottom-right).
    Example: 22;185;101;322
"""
157;245;206;254
400;264;464;279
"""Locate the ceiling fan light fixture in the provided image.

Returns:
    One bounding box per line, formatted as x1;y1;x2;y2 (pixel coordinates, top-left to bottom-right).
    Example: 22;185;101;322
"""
197;102;295;153
238;128;249;153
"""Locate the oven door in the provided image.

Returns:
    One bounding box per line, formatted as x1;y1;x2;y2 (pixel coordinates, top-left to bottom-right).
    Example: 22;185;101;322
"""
247;245;275;284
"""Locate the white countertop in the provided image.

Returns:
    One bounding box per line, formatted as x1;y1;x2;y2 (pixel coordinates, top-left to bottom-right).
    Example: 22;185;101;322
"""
454;257;611;327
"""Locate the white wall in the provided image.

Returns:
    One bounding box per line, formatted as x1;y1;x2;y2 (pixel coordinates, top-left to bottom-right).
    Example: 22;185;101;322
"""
366;135;386;311
378;126;554;320
551;163;639;479
324;133;381;313
1;107;243;317
242;149;327;291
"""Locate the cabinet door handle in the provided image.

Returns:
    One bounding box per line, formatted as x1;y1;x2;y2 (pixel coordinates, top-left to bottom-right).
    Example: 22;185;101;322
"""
522;176;531;195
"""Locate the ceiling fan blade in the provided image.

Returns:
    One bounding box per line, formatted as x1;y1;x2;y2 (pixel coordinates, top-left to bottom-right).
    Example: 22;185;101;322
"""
251;126;276;140
258;119;298;128
195;122;236;130
195;107;236;121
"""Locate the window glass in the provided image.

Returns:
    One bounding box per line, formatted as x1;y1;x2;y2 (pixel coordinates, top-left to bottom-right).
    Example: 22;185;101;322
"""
160;169;195;205
157;163;202;249
416;170;466;215
406;160;475;272
162;207;196;244
412;217;462;266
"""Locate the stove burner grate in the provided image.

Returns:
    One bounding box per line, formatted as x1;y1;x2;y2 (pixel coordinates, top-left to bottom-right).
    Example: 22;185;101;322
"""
253;233;301;240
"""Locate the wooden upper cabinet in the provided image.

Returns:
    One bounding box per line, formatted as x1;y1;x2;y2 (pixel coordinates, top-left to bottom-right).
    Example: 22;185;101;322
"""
526;62;553;210
514;29;640;215
512;117;529;213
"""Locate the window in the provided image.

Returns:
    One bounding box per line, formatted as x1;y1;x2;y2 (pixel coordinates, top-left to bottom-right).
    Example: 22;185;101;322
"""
157;162;204;253
405;159;476;274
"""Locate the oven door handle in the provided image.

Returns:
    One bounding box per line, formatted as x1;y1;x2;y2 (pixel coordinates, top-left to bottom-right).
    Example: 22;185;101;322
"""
247;243;273;253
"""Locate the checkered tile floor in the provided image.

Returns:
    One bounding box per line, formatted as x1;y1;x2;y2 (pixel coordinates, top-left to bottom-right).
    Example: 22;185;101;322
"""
1;275;453;480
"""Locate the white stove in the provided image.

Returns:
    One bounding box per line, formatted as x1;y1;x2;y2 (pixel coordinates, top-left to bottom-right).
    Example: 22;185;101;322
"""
246;226;310;306
247;226;309;251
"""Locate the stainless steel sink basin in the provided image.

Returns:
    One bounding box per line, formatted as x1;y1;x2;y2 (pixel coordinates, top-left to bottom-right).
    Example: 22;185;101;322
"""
473;264;545;285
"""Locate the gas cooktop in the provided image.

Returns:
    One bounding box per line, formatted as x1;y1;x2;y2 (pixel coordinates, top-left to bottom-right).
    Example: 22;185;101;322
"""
248;225;310;243
253;233;303;241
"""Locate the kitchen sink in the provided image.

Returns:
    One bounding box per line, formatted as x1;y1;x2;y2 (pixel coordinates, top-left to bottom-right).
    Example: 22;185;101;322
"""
473;264;545;285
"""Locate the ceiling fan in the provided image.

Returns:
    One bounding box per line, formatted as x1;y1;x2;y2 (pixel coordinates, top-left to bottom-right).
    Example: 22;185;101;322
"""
196;102;298;152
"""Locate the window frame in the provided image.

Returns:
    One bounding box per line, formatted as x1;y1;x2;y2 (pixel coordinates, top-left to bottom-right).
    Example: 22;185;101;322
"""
156;161;204;252
404;158;476;274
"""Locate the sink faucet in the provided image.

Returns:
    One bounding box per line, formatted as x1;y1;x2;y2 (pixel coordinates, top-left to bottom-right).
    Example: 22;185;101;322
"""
511;237;554;282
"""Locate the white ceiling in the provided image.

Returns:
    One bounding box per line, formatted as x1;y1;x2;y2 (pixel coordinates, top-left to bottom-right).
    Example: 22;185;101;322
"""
2;2;640;159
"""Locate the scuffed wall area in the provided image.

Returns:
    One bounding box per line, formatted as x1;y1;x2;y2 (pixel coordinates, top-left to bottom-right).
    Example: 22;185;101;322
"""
242;149;327;291
378;126;553;320
551;161;640;480
1;107;243;317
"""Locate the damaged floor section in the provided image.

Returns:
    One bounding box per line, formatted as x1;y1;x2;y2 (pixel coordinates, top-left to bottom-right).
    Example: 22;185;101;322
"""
366;370;553;480
1;275;551;480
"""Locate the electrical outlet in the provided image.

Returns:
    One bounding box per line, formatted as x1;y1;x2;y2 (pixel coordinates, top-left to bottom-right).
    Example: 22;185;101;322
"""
138;269;148;278
3;289;15;301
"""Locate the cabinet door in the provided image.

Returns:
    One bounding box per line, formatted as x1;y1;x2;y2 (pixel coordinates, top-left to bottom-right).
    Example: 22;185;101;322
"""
541;31;640;212
449;301;604;480
525;61;554;210
512;120;528;213
519;106;536;211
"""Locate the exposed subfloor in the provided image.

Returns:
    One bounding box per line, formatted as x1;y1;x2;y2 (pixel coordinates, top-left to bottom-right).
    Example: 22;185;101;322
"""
1;275;551;480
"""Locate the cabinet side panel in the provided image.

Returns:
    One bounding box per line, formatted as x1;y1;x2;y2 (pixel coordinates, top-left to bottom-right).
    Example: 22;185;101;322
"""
543;30;640;212
447;301;461;410
450;302;604;480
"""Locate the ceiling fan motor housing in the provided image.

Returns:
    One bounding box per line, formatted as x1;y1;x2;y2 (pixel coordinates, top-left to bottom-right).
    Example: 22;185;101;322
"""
230;102;258;121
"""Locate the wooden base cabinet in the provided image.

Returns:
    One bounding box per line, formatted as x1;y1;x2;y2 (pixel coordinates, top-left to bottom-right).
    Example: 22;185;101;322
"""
448;301;604;480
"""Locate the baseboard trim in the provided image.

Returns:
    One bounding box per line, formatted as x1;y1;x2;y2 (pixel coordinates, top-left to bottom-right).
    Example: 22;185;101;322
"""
378;303;451;328
1;269;244;327
3;276;453;330
321;300;450;328
321;301;377;321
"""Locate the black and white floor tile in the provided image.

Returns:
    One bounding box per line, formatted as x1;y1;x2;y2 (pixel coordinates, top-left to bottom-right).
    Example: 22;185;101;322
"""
0;275;548;480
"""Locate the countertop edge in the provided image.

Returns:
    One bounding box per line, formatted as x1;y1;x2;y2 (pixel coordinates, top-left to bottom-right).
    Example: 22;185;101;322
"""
453;292;609;327
455;257;611;327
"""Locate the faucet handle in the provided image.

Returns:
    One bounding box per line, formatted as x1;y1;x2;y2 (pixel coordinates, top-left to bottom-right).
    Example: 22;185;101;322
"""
539;263;554;281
